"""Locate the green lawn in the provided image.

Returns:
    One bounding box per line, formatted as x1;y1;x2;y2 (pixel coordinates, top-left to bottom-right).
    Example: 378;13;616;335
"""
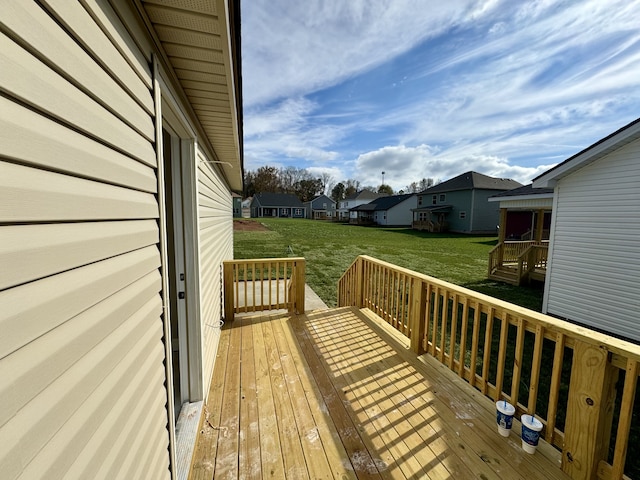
233;218;544;311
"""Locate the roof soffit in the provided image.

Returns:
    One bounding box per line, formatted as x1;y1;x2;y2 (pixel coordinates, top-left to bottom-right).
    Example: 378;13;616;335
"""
140;0;243;191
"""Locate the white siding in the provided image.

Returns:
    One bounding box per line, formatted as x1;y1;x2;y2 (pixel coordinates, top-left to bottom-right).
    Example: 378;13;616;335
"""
0;3;169;480
544;139;640;341
197;151;234;386
387;196;418;226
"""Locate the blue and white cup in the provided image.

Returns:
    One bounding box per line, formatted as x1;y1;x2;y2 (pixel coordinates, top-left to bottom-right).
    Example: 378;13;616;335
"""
496;401;515;437
521;414;543;453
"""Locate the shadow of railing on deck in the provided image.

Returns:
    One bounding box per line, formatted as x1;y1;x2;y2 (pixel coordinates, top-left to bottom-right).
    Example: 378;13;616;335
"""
338;254;640;480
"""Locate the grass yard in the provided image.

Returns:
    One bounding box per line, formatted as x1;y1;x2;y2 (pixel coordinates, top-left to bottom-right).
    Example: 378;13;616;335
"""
233;218;544;311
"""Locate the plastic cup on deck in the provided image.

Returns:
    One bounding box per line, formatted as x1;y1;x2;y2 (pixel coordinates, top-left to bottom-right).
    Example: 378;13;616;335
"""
521;414;543;453
496;400;515;437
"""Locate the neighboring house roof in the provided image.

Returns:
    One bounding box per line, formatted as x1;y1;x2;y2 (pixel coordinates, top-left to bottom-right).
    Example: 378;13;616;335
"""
351;193;415;212
305;194;336;208
253;193;304;207
343;190;382;201
488;184;554;202
422;171;522;194
533;117;640;188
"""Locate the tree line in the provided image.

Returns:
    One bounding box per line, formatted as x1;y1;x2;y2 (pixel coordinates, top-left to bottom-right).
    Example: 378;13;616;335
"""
244;166;436;202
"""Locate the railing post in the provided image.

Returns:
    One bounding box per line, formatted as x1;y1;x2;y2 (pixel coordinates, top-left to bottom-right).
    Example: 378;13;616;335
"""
294;259;306;314
409;277;427;354
562;341;618;480
223;261;235;322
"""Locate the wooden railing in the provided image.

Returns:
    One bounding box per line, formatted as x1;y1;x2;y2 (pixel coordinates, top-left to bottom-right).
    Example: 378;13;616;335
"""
489;240;549;283
223;258;305;321
412;220;447;232
338;255;640;480
517;244;549;282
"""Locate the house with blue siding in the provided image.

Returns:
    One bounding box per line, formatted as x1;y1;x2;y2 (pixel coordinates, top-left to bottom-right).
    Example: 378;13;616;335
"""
250;193;306;218
412;171;521;233
304;194;336;220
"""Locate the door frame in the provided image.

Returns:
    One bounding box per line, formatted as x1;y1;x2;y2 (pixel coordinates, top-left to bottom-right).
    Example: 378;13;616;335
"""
154;57;204;424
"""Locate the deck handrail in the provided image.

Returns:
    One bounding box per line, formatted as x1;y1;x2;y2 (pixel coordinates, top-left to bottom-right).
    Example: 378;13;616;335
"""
223;257;305;321
338;255;640;480
516;244;549;283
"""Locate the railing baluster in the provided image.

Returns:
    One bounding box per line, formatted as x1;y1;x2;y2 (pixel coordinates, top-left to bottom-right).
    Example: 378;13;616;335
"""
546;333;565;444
439;289;448;363
458;297;469;379
527;324;544;415
511;317;525;407
495;310;509;401
431;286;440;357
611;359;639;479
481;307;495;396
469;303;481;388
449;294;459;371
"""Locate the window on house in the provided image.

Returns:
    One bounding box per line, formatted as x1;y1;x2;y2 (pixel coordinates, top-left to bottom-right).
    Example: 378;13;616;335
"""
432;195;437;205
418;196;423;206
439;194;446;202
459;211;466;219
295;208;303;216
323;203;327;209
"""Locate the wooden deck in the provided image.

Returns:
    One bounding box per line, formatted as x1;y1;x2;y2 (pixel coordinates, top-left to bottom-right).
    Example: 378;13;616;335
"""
189;306;570;480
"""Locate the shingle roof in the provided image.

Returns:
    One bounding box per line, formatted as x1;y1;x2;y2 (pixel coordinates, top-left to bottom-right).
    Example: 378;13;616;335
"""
422;171;522;194
350;194;415;212
343;190;382;201
490;184;553;199
253;193;304;207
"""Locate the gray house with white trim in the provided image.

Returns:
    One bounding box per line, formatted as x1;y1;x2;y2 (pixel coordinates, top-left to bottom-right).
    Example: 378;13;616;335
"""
250;192;306;218
0;1;242;478
413;171;522;233
533;118;640;342
304;194;336;220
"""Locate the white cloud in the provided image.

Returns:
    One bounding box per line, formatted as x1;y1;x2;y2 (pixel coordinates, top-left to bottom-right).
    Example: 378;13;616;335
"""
243;0;479;107
241;0;640;194
354;144;553;190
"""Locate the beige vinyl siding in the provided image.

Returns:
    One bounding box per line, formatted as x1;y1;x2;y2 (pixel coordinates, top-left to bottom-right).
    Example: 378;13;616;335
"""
197;151;234;385
544;138;640;341
0;3;169;480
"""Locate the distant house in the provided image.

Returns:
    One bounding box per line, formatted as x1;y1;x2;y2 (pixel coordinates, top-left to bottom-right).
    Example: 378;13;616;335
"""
336;190;382;221
304;194;336;220
412;171;522;233
241;197;252;218
232;193;242;218
532;118;640;342
350;194;418;226
487;184;554;285
250;193;306;218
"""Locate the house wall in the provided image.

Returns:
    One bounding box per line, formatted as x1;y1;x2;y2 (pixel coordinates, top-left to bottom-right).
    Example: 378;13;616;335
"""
543;139;640;341
470;189;501;234
387;197;418;226
441;191;472;232
197;153;233;387
0;2;234;478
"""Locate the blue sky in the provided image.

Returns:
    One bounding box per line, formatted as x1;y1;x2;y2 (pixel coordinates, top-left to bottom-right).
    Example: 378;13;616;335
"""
241;0;640;192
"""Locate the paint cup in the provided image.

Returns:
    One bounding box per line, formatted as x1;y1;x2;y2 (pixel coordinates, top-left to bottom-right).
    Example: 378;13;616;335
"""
521;414;544;454
496;400;515;437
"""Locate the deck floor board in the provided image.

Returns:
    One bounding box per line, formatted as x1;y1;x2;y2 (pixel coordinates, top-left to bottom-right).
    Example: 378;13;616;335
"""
190;307;570;480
